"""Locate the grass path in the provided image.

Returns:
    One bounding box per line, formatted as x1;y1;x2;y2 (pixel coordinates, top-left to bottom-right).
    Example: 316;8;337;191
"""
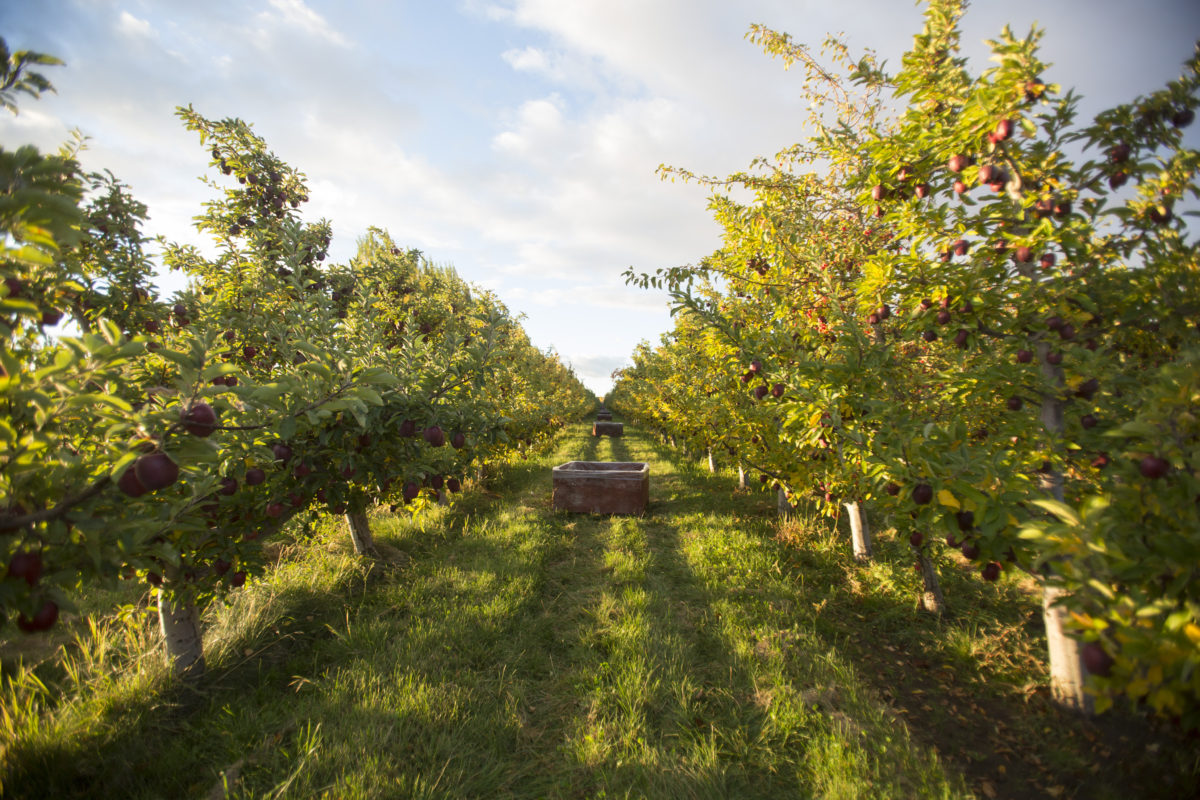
2;421;1196;798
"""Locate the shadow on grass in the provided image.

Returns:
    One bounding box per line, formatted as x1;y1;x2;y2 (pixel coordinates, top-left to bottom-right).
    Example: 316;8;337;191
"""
0;424;596;799
622;425;1199;800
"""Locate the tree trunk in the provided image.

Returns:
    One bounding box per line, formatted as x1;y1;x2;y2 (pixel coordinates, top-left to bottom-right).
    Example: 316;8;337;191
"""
669;434;677;449
345;511;378;557
158;590;205;679
1039;344;1091;712
706;447;716;474
737;463;748;490
914;545;945;614
777;487;794;518
844;500;872;561
1044;583;1090;711
438;489;449;507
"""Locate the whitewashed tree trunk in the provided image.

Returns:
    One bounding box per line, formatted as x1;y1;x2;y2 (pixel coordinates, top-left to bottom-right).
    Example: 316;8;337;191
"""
438;489;449;507
737;463;748;490
914;545;944;615
1039;344;1091;712
707;447;716;474
1044;583;1090;711
844;501;872;561
777;487;794;518
345;511;378;556
159;590;205;679
669;434;677;449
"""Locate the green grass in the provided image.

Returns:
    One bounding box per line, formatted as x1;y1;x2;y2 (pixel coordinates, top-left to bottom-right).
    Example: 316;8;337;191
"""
0;421;1196;798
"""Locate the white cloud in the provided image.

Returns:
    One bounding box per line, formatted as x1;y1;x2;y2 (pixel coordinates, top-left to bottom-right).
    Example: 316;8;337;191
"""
259;0;350;47
116;11;154;39
563;352;632;392
501;45;549;73
492;95;565;155
505;284;670;313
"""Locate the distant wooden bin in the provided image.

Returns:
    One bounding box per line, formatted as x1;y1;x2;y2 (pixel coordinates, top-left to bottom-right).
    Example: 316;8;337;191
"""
552;461;649;515
593;421;623;437
596;410;613;421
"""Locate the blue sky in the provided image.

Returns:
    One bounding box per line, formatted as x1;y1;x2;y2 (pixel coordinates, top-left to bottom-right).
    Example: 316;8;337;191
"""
2;0;1198;395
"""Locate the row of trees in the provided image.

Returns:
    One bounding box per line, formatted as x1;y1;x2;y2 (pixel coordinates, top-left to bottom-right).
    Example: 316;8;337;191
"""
0;42;593;676
611;0;1199;727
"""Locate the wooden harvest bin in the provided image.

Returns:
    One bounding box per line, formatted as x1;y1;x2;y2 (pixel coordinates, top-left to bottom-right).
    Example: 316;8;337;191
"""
552;461;649;515
593;421;623;437
596;410;613;421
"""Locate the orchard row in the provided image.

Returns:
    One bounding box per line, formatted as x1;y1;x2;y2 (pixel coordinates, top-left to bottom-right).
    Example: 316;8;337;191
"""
612;2;1200;727
0;47;593;674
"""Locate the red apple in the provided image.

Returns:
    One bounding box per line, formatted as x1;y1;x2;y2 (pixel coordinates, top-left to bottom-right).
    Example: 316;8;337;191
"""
181;402;218;437
17;600;58;632
1081;641;1114;676
6;551;42;586
117;466;148;497
135;452;179;491
271;443;293;464
1139;455;1170;479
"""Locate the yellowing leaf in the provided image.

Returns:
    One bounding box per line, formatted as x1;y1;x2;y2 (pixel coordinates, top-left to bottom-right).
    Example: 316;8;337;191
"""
1148;687;1179;713
937;489;960;510
1184;623;1200;645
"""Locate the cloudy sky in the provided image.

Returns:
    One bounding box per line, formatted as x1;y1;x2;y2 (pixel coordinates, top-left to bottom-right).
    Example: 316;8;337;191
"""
2;1;1197;395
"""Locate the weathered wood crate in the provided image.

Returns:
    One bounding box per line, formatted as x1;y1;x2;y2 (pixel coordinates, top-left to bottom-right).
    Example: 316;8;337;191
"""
596;410;613;421
552;461;649;515
593;421;623;437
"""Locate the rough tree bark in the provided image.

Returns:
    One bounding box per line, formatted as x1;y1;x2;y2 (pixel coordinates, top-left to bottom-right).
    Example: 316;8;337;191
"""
913;543;945;615
345;511;379;557
843;500;873;561
159;589;205;679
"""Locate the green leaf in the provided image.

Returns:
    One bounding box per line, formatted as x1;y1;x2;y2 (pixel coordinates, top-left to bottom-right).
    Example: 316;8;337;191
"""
155;348;196;370
64;392;134;413
356;387;383;406
1029;498;1080;526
